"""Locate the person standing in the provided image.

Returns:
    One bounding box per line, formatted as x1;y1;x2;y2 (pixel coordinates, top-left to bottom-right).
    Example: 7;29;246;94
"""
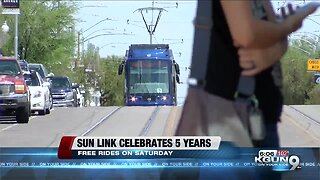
161;1;319;179
209;0;319;148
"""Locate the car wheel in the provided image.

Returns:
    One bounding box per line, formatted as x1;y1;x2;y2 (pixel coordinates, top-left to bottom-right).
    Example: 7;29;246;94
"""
73;98;77;107
28;102;31;117
38;109;46;115
16;106;29;123
46;108;50;114
38;96;46;115
49;94;53;109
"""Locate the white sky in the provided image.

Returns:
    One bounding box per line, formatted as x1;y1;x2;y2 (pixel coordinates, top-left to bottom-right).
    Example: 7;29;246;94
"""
75;1;197;105
75;0;320;105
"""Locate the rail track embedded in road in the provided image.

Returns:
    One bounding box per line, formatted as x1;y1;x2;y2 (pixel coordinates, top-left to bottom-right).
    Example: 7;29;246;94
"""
288;105;320;126
81;107;122;136
139;106;161;136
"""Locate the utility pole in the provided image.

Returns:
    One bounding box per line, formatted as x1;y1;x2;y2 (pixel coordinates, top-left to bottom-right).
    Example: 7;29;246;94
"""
1;0;20;59
75;17;112;69
76;31;80;69
14;14;18;60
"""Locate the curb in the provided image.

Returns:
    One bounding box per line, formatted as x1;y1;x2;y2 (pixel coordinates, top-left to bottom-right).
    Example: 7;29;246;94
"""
283;105;320;142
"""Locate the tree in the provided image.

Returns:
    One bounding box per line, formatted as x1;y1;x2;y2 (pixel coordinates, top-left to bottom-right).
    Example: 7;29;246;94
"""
281;37;319;105
99;56;125;106
78;43;124;106
0;0;77;75
305;85;320;104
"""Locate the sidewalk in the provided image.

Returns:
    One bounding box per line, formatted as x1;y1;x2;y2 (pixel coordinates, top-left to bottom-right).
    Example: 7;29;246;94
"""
279;106;320;147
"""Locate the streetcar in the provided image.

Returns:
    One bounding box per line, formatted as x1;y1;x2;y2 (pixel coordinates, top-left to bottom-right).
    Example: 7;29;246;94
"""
118;44;180;106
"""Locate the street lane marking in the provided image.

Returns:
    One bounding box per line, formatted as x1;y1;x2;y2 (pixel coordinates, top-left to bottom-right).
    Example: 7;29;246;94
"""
0;116;36;133
0;124;18;132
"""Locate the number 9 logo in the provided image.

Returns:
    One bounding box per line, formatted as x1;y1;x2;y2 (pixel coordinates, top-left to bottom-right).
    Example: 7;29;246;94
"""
289;155;300;171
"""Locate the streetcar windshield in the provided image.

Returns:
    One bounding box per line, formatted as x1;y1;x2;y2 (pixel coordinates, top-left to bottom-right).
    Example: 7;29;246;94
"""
128;60;170;94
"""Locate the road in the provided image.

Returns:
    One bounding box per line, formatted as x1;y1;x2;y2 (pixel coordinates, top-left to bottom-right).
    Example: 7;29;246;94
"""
0;105;319;147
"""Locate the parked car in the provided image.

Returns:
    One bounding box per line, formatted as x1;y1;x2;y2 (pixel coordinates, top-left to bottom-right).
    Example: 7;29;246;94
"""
0;56;30;123
18;60;30;75
26;71;51;115
47;76;77;107
28;63;49;79
72;83;85;107
29;63;53;109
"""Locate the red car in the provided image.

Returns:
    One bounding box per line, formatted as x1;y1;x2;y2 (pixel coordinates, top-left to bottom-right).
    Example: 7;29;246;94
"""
0;56;30;123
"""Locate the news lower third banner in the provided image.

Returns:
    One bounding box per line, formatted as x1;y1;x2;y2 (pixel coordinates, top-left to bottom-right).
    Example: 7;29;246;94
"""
58;136;221;159
0;136;319;179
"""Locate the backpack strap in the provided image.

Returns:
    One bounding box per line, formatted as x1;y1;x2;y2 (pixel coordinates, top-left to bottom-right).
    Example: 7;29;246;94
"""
188;1;256;101
187;0;212;88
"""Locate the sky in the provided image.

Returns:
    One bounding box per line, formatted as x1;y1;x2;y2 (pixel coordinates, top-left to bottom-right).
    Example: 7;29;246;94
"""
75;0;197;105
75;0;320;105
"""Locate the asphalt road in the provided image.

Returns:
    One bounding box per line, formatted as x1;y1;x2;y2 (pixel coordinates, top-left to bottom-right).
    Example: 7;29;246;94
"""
0;105;319;147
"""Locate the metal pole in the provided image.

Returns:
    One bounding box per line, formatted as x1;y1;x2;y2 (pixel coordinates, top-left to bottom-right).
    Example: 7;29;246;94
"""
76;31;80;68
82;35;84;59
149;25;152;44
150;33;152;44
14;14;18;60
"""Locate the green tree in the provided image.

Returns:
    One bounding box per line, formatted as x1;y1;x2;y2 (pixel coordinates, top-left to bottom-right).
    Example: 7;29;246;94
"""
305;85;320;104
78;43;101;106
99;56;125;106
282;37;319;104
78;43;124;106
0;0;77;75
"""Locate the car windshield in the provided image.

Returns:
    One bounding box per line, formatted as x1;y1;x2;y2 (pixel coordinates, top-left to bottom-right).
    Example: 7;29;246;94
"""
23;73;40;86
29;64;48;79
19;63;29;72
49;77;70;89
31;74;40;86
0;60;21;75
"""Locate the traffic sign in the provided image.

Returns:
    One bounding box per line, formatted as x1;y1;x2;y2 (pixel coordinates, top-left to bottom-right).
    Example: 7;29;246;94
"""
307;59;320;71
1;0;20;8
315;74;320;84
1;8;20;15
1;0;20;15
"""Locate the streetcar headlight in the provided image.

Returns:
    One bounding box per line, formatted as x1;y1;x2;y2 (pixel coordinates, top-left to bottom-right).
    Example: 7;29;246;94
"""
161;96;167;101
131;96;137;102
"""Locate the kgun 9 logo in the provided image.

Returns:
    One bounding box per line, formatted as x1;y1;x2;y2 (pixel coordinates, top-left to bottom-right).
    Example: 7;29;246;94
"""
255;150;301;171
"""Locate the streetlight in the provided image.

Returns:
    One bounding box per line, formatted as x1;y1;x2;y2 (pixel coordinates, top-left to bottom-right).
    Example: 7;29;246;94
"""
291;31;320;54
75;17;113;68
83;28;117;40
0;21;10;55
82;32;133;44
162;38;184;44
1;21;9;33
100;42;129;50
290;45;312;55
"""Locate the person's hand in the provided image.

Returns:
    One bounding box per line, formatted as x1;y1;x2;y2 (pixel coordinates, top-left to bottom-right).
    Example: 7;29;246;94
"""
238;39;288;76
283;3;320;33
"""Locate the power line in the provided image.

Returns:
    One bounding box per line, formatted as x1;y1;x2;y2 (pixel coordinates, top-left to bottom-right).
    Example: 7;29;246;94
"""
134;6;168;44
